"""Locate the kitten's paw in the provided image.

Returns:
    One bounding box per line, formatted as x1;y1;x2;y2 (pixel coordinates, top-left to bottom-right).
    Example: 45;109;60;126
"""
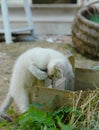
38;72;48;80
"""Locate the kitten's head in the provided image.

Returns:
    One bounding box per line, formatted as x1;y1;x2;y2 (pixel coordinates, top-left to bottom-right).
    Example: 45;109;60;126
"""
48;61;74;80
54;63;64;79
48;62;64;79
54;60;74;80
48;50;74;80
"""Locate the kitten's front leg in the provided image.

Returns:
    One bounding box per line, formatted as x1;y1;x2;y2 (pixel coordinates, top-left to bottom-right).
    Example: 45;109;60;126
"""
27;64;48;80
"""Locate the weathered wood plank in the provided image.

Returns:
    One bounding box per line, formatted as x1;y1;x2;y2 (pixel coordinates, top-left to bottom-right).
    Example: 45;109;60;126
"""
33;86;76;111
75;68;99;90
33;86;99;111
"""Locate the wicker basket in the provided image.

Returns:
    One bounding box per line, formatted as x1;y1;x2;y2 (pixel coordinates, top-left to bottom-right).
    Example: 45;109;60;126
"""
72;1;99;60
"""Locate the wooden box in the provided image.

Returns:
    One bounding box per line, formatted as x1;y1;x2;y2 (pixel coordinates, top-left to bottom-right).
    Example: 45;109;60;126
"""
32;56;99;110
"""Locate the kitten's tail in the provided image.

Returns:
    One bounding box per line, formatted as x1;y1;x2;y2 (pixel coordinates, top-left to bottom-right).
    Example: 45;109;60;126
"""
1;93;13;113
0;93;13;122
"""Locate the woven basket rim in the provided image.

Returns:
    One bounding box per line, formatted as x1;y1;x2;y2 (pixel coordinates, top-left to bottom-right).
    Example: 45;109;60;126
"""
78;6;99;28
72;1;99;59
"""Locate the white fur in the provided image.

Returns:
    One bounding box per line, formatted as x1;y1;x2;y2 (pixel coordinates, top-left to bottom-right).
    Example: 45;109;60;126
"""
0;47;74;118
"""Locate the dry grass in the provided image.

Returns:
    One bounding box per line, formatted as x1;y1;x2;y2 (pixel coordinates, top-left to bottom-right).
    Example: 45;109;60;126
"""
70;89;99;129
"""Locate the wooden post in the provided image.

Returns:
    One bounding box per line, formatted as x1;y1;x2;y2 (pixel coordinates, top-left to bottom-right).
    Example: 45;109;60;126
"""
1;0;13;44
23;0;35;36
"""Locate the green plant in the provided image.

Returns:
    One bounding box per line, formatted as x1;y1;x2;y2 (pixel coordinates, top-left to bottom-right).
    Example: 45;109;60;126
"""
18;106;56;130
0;90;98;130
17;104;74;130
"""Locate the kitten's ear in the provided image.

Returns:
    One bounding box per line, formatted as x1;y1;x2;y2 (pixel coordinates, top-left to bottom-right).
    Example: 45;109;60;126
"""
55;64;64;71
54;64;64;78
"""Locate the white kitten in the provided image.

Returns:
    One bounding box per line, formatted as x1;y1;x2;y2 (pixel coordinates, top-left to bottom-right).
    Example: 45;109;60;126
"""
0;47;74;121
